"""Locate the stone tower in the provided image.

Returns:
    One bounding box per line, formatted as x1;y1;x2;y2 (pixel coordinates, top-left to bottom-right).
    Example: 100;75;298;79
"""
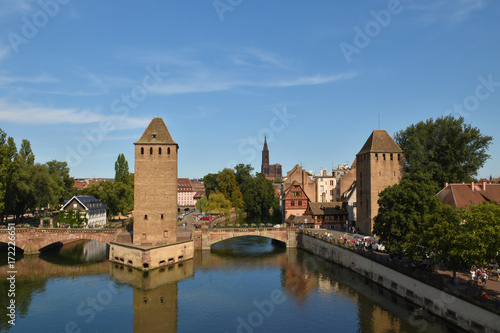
261;136;270;175
133;118;178;245
356;130;405;235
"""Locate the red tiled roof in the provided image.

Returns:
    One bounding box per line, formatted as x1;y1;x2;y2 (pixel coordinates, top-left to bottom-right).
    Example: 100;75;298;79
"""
436;183;500;208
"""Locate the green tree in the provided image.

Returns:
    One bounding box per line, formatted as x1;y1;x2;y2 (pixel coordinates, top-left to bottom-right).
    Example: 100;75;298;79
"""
240;173;275;217
203;173;218;198
394;116;492;187
421;203;464;278
205;192;232;216
84;181;133;217
114;154;130;185
422;201;500;279
234;163;253;187
46;160;74;206
195;196;208;213
217;168;244;209
373;172;440;258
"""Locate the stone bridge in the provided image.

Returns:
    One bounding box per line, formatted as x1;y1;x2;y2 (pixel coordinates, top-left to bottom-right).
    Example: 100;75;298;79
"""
193;227;297;250
0;228;118;255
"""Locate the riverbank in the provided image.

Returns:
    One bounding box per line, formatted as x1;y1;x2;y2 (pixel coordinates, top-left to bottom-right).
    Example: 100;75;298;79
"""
298;230;500;333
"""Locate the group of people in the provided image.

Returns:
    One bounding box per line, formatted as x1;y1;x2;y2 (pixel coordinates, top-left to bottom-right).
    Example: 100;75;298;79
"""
470;263;500;285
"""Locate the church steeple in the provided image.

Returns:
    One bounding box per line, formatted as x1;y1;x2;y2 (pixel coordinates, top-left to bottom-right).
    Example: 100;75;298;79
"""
261;136;270;174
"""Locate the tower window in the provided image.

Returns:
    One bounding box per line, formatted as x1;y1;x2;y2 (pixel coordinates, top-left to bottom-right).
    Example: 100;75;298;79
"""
144;214;148;220
159;147;162;155
383;154;386;161
161;214;164;220
375;153;378;161
152;134;156;139
398;154;401;161
167;147;171;155
150;147;153;155
141;147;144;155
390;154;393;161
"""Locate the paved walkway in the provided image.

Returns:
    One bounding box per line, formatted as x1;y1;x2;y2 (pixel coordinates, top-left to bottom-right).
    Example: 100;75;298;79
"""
307;228;500;314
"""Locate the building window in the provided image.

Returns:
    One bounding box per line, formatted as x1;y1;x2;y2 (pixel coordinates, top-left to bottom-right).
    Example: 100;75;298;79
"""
375;153;378;161
330;180;334;186
159;147;162;155
298;201;302;206
142;233;146;240
144;214;148;220
73;203;77;209
161;214;164;220
337;179;340;185
390;154;393;161
150;147;153;155
152;134;156;139
330;190;334;195
291;200;295;207
398;154;401;161
168;147;171;155
164;230;169;238
383;154;386;161
141;147;144;155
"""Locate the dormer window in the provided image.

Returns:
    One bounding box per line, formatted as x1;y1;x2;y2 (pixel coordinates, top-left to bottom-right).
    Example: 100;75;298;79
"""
152;134;157;139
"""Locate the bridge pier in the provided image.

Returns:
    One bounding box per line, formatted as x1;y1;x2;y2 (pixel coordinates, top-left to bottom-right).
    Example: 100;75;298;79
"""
23;242;40;255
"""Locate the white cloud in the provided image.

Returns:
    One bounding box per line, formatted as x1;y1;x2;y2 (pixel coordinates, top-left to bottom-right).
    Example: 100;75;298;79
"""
0;0;33;16
407;0;487;24
0;73;58;85
0;43;10;62
0;100;150;129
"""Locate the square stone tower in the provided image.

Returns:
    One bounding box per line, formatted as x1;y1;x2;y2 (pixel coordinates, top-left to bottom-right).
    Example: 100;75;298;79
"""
356;130;405;235
133;118;178;245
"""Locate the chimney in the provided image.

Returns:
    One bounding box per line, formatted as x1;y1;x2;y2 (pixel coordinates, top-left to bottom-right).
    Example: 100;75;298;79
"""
471;182;475;191
444;182;449;188
482;182;486;191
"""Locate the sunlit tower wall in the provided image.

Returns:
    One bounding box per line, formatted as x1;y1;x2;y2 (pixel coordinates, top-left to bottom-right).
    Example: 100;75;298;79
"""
356;130;405;235
133;118;178;245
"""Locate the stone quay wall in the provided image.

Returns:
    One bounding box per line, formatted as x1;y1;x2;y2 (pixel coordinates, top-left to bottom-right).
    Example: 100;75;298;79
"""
298;232;500;333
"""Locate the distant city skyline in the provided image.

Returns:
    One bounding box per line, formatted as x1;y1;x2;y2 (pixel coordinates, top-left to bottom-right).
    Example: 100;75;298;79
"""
0;1;499;180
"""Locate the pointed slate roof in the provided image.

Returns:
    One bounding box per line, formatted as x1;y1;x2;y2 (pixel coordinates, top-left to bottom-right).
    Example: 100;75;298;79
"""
263;136;269;151
357;130;402;155
135;118;177;146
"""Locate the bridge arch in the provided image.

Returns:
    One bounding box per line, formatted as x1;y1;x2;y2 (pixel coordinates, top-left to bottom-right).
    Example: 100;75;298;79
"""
0;229;117;255
194;227;297;250
209;234;287;247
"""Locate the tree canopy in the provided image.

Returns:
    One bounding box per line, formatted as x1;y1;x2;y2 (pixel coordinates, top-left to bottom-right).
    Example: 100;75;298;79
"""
202;164;278;217
83;154;134;217
394;115;492;187
114;153;130;185
373;172;440;257
0;129;75;222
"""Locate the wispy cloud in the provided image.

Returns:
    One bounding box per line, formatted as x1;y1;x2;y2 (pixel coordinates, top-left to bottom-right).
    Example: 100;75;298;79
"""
407;0;487;25
227;47;291;70
0;0;33;16
0;100;150;129
0;43;10;62
0;73;58;85
151;72;356;95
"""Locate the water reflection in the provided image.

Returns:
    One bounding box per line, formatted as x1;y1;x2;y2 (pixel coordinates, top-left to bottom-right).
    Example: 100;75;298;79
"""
0;237;465;332
110;261;194;333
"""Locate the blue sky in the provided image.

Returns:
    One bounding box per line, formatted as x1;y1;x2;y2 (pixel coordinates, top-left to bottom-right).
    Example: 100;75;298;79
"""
0;0;499;180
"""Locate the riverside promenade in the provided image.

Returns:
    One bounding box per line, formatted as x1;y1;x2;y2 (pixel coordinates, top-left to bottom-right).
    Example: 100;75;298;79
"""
304;228;500;316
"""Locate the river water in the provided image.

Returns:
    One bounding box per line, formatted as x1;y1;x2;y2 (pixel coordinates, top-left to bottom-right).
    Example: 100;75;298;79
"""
0;237;464;333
